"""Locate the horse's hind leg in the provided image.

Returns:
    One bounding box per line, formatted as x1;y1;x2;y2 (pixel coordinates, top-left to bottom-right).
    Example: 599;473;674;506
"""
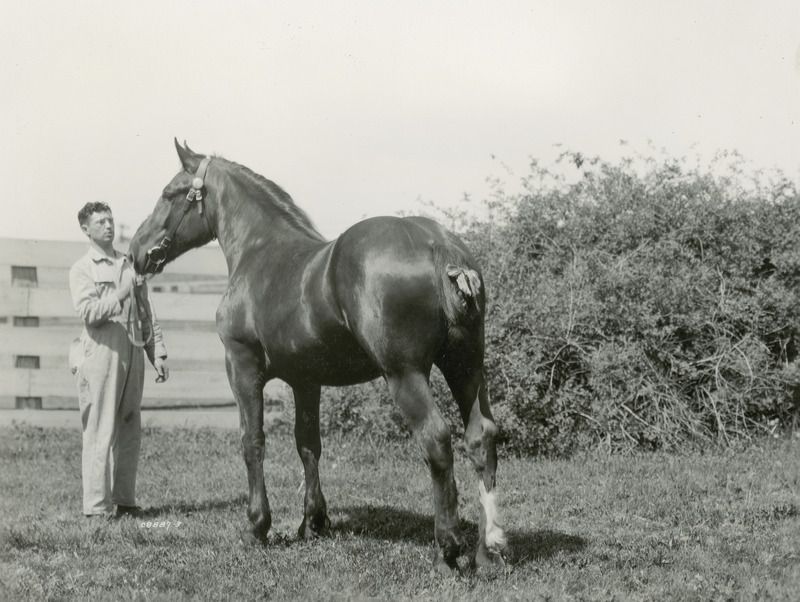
292;382;331;539
386;371;463;574
224;339;271;545
437;355;507;569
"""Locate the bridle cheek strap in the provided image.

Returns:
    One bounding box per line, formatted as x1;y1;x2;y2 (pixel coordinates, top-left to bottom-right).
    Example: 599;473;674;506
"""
144;157;214;273
189;157;216;238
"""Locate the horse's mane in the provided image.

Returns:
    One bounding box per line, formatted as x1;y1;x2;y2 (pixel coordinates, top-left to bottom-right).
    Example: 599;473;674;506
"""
217;156;325;242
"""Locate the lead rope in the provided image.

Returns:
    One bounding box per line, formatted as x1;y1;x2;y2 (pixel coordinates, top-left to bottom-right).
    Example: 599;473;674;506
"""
125;282;152;348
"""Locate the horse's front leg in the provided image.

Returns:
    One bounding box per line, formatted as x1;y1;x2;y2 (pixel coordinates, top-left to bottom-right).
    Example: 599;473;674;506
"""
293;382;331;538
224;339;271;545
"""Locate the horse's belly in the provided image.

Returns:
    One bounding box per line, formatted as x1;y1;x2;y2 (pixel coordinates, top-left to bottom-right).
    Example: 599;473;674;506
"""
271;340;381;386
313;361;382;386
320;344;383;384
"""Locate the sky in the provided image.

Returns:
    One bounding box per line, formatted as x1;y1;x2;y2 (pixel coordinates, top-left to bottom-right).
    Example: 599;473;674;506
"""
2;0;799;243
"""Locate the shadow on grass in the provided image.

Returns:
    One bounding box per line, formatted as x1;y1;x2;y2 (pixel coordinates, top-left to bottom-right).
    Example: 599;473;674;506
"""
135;499;586;566
333;504;586;566
140;494;248;518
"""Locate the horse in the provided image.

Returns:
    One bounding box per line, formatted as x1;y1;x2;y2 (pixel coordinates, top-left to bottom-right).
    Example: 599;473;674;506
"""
128;140;507;573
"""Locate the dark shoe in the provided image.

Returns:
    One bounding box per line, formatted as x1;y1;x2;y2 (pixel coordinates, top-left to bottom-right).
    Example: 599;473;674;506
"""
116;505;144;518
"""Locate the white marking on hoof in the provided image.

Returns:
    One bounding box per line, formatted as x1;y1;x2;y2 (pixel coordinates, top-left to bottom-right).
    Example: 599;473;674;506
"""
478;479;507;551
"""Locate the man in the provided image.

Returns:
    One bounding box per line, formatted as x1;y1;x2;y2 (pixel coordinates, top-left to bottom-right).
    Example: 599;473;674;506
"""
69;202;169;518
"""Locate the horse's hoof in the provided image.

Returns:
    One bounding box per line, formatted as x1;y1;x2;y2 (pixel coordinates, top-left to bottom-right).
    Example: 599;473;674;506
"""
475;544;506;571
430;549;460;578
430;563;456;578
239;530;266;547
298;515;331;540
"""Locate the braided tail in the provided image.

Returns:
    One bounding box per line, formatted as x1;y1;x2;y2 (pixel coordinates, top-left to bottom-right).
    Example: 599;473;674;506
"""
433;243;483;327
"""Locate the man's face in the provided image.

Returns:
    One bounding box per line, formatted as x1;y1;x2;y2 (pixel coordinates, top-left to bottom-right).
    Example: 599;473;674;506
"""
82;210;115;246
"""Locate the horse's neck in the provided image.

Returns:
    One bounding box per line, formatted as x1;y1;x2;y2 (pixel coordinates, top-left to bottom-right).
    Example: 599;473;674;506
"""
214;189;320;273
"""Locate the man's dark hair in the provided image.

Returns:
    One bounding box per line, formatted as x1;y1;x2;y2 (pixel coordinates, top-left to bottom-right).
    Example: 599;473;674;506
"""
77;202;112;226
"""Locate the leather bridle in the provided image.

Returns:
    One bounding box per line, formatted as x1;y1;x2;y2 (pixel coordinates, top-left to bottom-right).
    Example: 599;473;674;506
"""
143;157;215;273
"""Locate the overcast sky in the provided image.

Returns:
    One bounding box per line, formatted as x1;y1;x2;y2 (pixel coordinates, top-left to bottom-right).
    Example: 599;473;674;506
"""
2;0;799;243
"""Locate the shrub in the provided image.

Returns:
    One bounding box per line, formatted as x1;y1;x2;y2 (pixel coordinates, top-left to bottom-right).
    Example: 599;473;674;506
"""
323;147;800;456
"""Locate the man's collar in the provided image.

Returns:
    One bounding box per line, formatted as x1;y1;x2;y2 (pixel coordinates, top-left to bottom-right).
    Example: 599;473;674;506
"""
88;246;121;264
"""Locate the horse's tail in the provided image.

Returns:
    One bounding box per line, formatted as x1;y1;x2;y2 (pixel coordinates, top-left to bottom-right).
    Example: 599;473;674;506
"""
432;243;483;328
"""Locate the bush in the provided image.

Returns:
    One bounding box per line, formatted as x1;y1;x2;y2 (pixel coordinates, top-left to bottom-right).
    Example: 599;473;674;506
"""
319;381;409;441
323;148;800;456
475;149;800;455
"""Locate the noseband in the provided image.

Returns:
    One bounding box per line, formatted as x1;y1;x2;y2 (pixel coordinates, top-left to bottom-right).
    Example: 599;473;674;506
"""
144;157;216;273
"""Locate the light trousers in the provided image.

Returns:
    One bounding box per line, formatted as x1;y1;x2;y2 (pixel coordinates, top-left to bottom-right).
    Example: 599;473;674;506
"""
74;321;144;515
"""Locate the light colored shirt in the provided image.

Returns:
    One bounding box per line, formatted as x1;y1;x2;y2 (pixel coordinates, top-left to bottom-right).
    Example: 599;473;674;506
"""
69;246;167;362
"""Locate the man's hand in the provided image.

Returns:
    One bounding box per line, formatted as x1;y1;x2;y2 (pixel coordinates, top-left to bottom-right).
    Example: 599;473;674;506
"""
116;274;134;304
154;357;169;383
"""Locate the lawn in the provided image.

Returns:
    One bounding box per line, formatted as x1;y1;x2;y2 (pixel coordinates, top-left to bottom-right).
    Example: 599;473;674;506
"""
1;425;799;601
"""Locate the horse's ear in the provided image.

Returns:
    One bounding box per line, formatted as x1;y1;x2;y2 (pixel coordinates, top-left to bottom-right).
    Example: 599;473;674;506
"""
174;137;201;173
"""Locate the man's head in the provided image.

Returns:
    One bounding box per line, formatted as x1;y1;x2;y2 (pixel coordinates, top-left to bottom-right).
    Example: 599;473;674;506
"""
78;202;115;247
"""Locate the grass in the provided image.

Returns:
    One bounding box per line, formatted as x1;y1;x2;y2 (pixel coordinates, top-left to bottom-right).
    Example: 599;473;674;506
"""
1;425;799;601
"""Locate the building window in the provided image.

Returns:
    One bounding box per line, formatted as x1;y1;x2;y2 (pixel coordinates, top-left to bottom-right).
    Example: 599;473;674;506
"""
15;355;41;369
11;266;38;287
16;397;42;409
171;285;179;292
152;286;163;292
13;316;40;327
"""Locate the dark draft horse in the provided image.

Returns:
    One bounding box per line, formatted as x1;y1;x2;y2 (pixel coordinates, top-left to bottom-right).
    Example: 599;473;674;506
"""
129;140;507;573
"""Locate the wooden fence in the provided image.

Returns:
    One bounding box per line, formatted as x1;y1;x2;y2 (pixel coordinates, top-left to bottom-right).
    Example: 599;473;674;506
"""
0;238;287;409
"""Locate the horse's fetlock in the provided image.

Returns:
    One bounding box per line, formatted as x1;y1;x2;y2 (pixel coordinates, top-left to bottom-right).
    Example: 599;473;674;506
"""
248;509;271;531
441;533;463;563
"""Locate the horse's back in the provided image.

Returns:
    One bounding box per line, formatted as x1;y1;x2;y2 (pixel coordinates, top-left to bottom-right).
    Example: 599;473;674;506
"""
335;215;475;268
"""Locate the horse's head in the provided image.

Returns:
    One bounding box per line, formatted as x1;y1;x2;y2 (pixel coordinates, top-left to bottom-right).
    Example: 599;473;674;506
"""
129;139;217;274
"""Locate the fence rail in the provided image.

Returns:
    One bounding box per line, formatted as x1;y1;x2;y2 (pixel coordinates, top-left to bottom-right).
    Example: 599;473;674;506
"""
1;238;288;410
1;287;221;321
